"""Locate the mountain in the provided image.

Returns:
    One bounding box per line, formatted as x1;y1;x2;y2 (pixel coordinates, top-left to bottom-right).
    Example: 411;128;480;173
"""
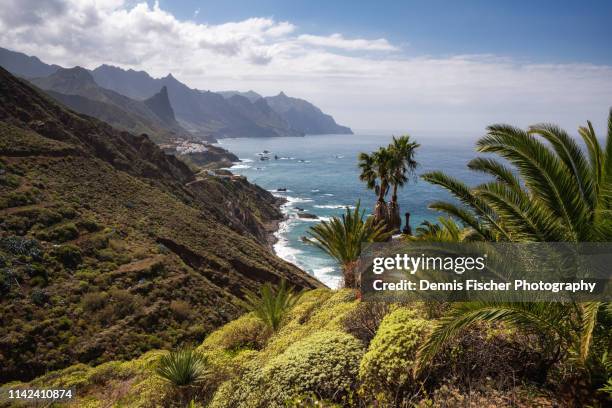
0;67;321;382
225;94;303;137
265;92;353;135
0;47;352;139
0;47;60;78
29;67;190;143
144;86;176;125
218;90;263;102
92;65;300;138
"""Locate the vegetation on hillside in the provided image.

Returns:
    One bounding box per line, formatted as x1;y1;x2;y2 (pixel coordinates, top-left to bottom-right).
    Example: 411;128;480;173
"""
0;68;320;383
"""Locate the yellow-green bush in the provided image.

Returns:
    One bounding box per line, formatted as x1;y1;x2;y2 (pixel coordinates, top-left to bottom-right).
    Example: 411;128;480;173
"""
359;308;429;402
200;313;269;352
263;330;364;405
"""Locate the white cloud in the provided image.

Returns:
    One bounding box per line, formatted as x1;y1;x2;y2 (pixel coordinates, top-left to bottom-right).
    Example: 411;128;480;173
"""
0;0;611;133
297;33;398;51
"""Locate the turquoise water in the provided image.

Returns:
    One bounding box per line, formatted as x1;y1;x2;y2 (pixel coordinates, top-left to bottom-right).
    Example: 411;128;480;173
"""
217;132;488;287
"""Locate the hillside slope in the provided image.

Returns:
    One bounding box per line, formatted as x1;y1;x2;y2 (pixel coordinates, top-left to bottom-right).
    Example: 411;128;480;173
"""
0;67;321;382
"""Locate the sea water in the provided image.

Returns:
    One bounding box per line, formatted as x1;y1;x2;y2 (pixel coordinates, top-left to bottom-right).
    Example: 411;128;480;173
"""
218;131;489;288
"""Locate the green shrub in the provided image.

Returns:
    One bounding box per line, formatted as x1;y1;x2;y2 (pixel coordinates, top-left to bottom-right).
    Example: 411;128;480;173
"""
46;223;79;243
342;301;391;345
202;314;269;352
36;208;63;227
82;291;109;312
3;215;32;234
156;348;210;386
0;190;38;209
77;218;102;232
169;300;193;321
240;280;301;332
100;289;141;321
30;288;49;306
262;330;365;404
51;245;82;268
358;308;429;402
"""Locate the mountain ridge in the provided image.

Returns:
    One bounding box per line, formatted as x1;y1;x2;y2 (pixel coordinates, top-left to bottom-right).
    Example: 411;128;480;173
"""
0;47;352;139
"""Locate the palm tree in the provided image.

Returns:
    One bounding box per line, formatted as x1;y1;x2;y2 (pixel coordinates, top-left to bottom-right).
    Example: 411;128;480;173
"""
388;135;420;232
306;201;392;288
407;216;475;242
240;280;301;332
358;147;394;226
415;110;612;381
422;113;612;242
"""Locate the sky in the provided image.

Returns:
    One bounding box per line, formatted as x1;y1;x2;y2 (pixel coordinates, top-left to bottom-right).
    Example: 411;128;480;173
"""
1;0;611;133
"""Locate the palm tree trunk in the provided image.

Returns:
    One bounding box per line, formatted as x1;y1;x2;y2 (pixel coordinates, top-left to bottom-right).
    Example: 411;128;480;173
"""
388;184;401;232
342;261;358;288
374;183;389;226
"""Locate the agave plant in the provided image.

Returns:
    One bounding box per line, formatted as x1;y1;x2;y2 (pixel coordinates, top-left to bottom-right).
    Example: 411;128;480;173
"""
306;201;392;288
240;280;301;332
416;111;612;381
156;348;210;387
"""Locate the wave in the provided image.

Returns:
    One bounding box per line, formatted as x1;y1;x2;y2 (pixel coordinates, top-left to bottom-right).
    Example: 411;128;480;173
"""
273;219;303;265
285;196;314;204
312;266;342;289
311;189;320;193
230;164;251;170
239;158;254;163
295;216;331;222
323;193;334;197
313;204;355;209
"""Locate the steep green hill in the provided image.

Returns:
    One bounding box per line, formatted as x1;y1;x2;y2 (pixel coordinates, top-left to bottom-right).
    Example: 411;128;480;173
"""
0;67;321;382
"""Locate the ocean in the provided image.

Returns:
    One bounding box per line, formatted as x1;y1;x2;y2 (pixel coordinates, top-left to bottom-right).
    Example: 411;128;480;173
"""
217;132;489;288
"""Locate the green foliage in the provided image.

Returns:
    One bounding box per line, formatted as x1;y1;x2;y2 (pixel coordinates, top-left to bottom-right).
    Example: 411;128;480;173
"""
358;135;420;230
408;216;475;242
81;291;108;312
416;301;603;381
30;288;49;305
306;201;391;287
201;314;269;352
38;222;79;243
416;113;612;384
263;330;365;405
155;348;210;387
51;244;82;268
422;111;612;242
240;280;301;332
359;308;428;401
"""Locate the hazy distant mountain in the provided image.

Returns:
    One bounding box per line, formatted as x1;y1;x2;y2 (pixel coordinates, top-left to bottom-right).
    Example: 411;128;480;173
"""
218;90;263;102
225;94;303;137
30;67;190;143
144;86;176;125
92;65;301;138
0;47;60;78
0;47;352;139
265;92;353;135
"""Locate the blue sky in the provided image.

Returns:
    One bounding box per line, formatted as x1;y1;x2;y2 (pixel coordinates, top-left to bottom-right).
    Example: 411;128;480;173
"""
1;0;611;132
167;0;612;64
